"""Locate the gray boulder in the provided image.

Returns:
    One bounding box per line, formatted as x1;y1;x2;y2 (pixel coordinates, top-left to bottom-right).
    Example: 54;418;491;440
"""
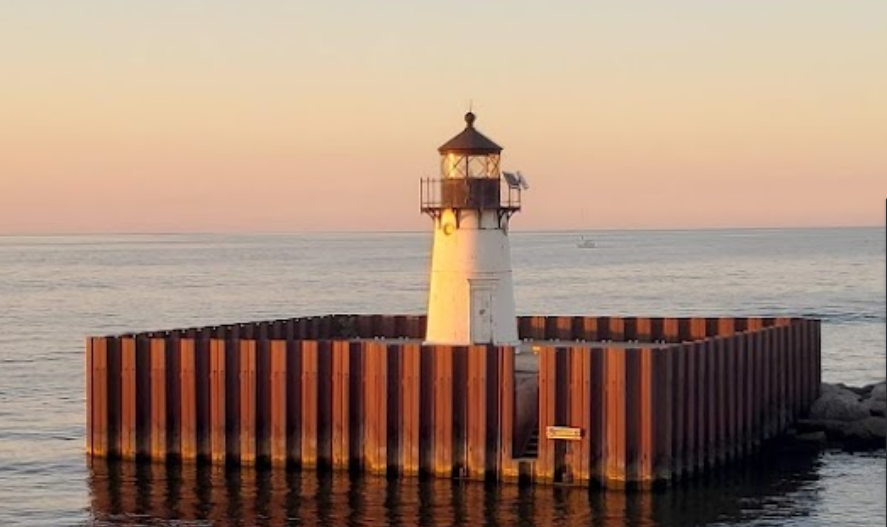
842;417;887;450
870;382;886;402
795;431;828;445
864;398;887;417
795;418;852;440
809;387;869;422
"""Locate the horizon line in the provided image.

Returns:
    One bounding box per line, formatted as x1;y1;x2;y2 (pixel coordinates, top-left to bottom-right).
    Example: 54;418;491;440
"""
0;224;883;238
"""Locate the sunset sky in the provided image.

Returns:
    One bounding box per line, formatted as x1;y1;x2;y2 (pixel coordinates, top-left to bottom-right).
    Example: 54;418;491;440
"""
1;1;885;234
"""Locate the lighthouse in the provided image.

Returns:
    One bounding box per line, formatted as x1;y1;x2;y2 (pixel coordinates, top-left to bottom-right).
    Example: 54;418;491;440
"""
421;112;524;345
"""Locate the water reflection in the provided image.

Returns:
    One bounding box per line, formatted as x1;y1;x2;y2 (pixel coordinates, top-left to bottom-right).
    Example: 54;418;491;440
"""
88;450;823;527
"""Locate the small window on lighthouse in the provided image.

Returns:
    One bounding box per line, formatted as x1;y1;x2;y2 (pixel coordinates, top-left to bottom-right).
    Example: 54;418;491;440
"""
443;153;466;179
465;154;500;178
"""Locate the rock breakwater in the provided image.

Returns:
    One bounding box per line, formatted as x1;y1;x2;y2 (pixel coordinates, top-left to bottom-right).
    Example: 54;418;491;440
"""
785;381;886;451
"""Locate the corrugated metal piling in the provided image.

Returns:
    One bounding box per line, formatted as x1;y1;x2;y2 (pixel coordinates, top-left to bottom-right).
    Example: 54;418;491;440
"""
86;314;821;488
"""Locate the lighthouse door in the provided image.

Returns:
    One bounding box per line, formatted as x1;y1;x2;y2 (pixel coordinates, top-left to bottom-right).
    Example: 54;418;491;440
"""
469;279;496;344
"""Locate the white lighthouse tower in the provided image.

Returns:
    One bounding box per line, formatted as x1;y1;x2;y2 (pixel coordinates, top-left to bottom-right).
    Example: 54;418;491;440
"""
421;112;524;345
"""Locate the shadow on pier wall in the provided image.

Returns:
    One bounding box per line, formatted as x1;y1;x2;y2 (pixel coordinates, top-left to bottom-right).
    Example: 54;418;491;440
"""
87;448;821;527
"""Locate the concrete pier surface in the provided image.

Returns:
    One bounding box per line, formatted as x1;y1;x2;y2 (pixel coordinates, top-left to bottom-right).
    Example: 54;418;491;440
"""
86;314;821;489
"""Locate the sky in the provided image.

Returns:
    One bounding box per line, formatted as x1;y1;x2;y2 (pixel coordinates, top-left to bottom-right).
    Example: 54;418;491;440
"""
1;1;885;234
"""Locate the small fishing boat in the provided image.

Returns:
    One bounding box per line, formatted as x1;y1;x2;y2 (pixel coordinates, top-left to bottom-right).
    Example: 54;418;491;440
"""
576;236;596;249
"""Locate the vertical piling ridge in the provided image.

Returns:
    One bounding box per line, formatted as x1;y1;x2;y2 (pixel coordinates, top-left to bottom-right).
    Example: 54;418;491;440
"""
431;345;453;477
120;337;137;459
209;338;226;463
269;340;287;465
179;338;197;460
400;343;421;476
301;341;319;468
331;340;350;470
604;346;626;487
536;346;556;483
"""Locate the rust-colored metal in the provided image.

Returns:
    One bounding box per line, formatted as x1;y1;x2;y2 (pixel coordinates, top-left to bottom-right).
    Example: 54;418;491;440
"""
689;317;707;340
269;340;287;465
466;345;487;480
431;345;453;477
555;316;573;340
608;317;626;342
387;343;401;472
604;346;626;486
239;339;256;465
452;346;469;476
120;337;137;459
580;317;599;341
692;342;706;472
705;339;717;467
316;340;332;466
718;317;735;337
638;347;654;486
529;316;546;340
194;335;210;459
743;333;755;451
106;338;121;459
165;336;181;460
301;340;319;468
635;317;652;342
672;344;686;476
255;333;271;462
286;336;303;464
565;346;591;485
92;338;108;457
713;337;727;465
662;318;679;343
653;347;673;481
331;340;350;470
400;343;421;476
179;338;196;460
209;338;226;463
150;338;167;461
733;334;745;455
86;338;95;456
724;335;738;460
135;336;151;458
86;314;823;488
498;346;519;481
224;332;241;461
363;341;388;474
746;317;763;332
536;346;556;482
624;347;641;484
589;347;605;483
684;343;698;476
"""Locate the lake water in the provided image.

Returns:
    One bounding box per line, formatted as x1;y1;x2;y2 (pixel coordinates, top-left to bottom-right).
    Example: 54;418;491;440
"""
0;227;884;526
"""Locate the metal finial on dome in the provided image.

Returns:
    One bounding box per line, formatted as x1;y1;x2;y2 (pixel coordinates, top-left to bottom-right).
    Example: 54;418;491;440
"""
464;111;476;127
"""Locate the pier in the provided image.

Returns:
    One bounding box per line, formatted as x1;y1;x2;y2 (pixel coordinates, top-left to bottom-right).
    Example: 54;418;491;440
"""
86;314;821;489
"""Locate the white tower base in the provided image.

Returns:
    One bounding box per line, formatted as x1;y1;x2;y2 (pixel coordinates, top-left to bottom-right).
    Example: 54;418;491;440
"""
425;209;518;345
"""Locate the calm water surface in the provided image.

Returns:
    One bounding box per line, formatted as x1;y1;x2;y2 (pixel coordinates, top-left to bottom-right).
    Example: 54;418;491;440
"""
0;227;884;526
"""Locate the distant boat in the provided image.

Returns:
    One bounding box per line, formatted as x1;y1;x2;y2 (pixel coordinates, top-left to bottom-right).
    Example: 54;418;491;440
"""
576;236;596;249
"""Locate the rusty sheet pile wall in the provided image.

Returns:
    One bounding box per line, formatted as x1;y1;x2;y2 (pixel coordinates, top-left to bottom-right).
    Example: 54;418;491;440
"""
529;316;821;488
86;314;820;488
86;316;514;481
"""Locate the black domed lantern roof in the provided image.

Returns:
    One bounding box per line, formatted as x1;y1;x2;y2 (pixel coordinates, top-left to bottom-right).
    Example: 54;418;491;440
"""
437;112;502;155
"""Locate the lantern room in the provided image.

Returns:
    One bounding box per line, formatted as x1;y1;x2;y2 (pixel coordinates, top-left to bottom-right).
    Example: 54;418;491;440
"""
421;112;521;223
